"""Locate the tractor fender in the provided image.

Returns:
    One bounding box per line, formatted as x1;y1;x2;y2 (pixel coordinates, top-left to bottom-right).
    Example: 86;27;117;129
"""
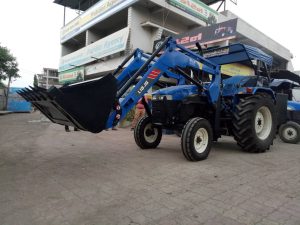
233;88;276;106
252;88;276;101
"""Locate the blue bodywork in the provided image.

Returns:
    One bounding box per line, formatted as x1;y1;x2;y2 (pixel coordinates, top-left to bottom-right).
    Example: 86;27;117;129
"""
270;79;300;112
108;40;277;129
153;85;198;101
222;75;275;98
152;75;275;104
288;101;300;111
206;43;273;66
17;37;281;135
151;42;276;101
205;44;275;99
287;101;300;125
106;37;221;128
147;42;278;135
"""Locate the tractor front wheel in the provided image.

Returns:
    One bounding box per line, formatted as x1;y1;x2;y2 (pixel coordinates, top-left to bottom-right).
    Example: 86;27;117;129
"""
233;94;276;153
134;116;162;149
181;117;213;161
279;121;300;144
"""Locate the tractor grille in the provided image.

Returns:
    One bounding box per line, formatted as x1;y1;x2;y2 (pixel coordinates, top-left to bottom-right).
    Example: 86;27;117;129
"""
152;100;181;125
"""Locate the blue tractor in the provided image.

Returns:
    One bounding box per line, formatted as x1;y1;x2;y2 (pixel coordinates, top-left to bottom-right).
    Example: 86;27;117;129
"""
270;71;300;144
18;37;284;161
149;43;284;160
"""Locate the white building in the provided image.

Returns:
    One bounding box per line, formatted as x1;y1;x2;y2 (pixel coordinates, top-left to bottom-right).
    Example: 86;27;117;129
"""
54;0;221;83
218;11;293;71
37;68;59;89
54;0;295;83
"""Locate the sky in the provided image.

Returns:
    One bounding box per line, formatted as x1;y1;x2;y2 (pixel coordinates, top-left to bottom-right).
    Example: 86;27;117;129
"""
0;0;300;87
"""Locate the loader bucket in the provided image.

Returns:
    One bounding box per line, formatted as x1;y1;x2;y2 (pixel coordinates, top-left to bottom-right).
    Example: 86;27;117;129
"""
18;74;117;133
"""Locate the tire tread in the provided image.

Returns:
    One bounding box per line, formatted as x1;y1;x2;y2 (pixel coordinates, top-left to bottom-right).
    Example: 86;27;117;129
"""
232;94;276;153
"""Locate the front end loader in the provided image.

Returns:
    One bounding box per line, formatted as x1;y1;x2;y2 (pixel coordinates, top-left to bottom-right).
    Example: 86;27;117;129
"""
19;37;284;161
19;37;222;161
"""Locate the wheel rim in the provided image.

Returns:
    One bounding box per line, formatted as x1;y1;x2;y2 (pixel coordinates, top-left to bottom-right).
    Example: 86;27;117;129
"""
255;106;272;140
144;123;158;143
283;126;297;140
194;128;209;153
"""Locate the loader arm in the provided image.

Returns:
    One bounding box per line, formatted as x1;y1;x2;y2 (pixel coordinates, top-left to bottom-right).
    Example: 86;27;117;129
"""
17;49;153;133
19;37;220;133
106;37;221;129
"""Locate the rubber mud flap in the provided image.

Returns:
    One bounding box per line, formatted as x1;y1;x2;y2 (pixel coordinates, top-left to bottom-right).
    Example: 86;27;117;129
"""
18;74;117;133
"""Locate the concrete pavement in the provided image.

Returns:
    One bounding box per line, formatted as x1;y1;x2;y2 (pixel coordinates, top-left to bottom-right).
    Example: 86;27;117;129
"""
0;112;300;225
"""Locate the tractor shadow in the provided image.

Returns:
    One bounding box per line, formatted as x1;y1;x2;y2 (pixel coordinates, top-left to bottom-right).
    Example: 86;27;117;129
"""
212;138;241;153
157;134;246;161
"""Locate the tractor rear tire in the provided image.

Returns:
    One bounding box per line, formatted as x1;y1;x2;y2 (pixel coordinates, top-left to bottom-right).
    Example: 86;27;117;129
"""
134;116;162;149
279;121;300;144
233;94;276;153
181;117;213;161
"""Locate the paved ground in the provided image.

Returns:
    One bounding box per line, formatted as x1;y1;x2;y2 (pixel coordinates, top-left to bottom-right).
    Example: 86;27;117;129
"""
1;112;300;225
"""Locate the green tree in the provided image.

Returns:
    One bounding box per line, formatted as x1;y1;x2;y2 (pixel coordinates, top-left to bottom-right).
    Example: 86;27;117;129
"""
33;74;38;86
0;44;20;110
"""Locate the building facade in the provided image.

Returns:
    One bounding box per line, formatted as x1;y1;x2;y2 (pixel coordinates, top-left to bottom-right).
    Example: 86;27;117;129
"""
37;68;59;89
55;0;220;83
55;0;295;83
218;11;293;71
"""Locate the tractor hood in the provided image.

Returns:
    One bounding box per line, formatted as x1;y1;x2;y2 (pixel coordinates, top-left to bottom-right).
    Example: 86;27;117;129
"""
152;85;199;101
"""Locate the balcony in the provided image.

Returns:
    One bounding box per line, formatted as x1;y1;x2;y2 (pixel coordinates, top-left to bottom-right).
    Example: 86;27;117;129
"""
60;0;137;43
59;27;129;72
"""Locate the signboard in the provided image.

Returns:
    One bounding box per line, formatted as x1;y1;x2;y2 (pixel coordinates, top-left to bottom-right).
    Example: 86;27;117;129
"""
59;27;129;72
153;19;237;51
166;0;218;24
221;63;254;76
85;57;125;76
59;67;84;84
203;47;229;58
203;46;254;76
61;0;137;43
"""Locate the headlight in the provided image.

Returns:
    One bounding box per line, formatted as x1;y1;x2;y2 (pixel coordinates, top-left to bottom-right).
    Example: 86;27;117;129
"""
152;95;173;100
287;106;295;111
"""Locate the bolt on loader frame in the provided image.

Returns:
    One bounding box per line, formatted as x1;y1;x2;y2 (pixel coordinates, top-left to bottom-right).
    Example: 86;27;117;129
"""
18;37;220;133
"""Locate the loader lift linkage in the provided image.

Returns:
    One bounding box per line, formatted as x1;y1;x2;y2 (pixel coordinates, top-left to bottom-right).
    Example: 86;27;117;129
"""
19;37;220;134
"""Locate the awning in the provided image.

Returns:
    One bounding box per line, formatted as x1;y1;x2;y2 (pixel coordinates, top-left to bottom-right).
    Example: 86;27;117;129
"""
54;0;94;11
201;0;223;5
54;0;223;11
